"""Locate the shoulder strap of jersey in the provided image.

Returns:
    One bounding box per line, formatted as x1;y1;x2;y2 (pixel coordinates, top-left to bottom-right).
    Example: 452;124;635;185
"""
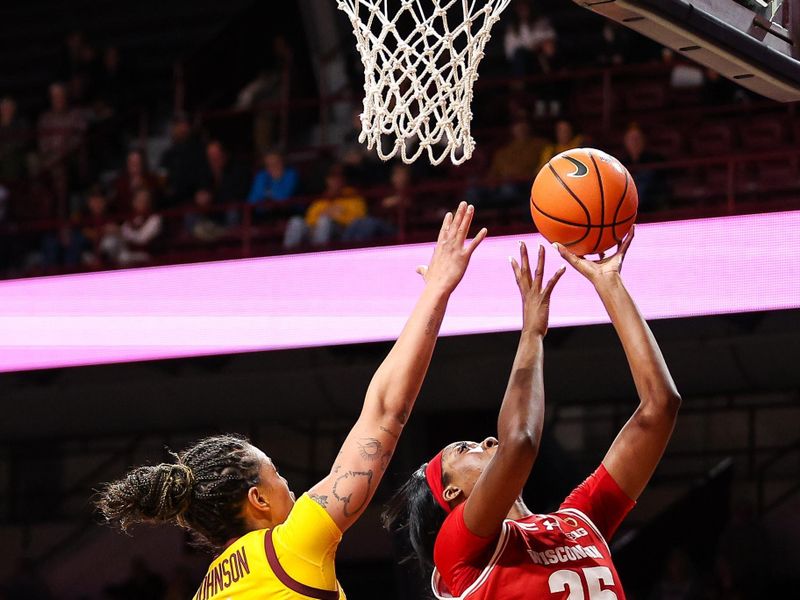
264;529;340;600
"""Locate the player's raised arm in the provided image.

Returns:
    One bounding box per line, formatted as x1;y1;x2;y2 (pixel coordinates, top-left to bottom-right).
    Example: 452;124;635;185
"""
308;202;487;532
459;244;564;537
554;226;682;501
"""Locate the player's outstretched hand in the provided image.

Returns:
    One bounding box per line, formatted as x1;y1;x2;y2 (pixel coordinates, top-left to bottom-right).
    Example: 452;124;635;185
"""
417;202;488;293
553;225;635;286
510;242;565;337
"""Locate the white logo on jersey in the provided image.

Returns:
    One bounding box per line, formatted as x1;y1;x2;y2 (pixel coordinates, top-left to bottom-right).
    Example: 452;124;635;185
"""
527;544;603;566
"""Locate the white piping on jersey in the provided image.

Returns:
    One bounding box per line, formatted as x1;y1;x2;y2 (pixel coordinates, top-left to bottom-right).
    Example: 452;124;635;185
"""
430;521;511;600
557;508;610;553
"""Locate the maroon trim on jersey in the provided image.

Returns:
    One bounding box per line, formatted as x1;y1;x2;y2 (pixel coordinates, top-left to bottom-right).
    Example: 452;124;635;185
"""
264;530;340;600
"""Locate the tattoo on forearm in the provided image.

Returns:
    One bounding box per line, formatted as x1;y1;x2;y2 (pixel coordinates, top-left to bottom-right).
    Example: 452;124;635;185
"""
380;425;399;439
332;469;374;517
309;493;329;508
357;438;382;461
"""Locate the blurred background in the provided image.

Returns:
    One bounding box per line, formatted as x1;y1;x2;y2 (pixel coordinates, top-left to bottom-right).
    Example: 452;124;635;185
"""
1;0;799;598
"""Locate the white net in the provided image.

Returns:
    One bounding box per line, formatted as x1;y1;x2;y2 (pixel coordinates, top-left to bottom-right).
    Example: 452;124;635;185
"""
337;0;511;165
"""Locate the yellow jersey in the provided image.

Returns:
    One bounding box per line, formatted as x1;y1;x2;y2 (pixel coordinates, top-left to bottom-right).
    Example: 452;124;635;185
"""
192;494;346;600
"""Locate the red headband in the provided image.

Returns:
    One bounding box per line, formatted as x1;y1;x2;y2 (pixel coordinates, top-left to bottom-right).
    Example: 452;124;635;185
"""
424;450;451;513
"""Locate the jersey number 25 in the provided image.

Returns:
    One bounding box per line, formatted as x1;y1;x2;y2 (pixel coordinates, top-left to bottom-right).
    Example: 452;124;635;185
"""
548;567;618;599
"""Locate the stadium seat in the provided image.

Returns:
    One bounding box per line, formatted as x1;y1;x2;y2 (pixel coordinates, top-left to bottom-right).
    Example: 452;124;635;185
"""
624;81;667;111
690;123;735;156
647;127;684;159
740;118;785;150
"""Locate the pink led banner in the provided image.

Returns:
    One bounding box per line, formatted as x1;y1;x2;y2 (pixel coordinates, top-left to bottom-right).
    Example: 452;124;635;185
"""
0;211;798;372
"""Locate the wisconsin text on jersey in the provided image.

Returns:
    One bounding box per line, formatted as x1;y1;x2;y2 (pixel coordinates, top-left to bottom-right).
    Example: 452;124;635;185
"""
527;543;604;565
195;545;251;600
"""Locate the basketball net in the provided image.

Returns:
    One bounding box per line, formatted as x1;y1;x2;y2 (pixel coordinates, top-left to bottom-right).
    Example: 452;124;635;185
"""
337;0;511;165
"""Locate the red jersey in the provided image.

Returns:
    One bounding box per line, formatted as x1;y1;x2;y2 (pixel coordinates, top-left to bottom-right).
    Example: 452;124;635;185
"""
432;465;635;600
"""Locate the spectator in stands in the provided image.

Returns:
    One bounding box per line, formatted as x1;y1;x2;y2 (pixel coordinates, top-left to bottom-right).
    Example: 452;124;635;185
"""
538;119;583;169
504;1;557;78
470;119;548;208
185;187;226;242
339;107;390;185
246;150;299;219
662;49;705;91
12;154;56;222
205;140;250;205
96;46;133;113
343;163;411;242
619;124;666;211
531;36;566;117
41;185;110;268
37;82;88;210
595;23;630;67
159;113;208;207
101;189;162;266
236;35;294;155
112;149;161;213
0;96;30;184
284;165;366;249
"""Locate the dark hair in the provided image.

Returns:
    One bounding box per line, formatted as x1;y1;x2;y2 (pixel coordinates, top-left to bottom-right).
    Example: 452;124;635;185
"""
382;463;449;576
96;434;261;551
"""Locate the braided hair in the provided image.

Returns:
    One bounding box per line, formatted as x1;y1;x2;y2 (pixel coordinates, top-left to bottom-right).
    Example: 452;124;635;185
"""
382;463;449;576
97;434;261;551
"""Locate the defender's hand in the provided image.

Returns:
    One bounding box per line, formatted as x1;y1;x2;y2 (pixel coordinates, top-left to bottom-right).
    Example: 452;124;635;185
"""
417;202;488;293
510;242;565;337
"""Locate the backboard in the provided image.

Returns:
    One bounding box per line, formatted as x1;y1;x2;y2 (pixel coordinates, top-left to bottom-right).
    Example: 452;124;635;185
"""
573;0;800;102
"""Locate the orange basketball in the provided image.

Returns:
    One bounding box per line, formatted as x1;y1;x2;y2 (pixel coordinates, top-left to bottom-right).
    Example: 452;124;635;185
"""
530;148;638;256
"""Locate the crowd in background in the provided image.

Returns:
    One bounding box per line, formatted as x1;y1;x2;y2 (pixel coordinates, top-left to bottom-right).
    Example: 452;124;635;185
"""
0;0;752;277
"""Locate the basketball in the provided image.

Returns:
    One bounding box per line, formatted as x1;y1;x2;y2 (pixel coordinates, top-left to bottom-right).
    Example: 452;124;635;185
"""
530;148;638;256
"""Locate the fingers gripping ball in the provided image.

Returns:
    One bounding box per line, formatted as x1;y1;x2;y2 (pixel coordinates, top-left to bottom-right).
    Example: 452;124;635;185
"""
530;148;638;256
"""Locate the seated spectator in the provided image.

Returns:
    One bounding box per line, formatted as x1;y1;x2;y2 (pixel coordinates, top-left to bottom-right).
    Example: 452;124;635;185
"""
37;82;89;210
531;37;566;117
662;48;704;90
343;163;411;242
339;107;390;185
101;189;162;266
538;119;584;169
504;1;556;78
112;148;161;213
246;150;299;218
13;154;57;222
41;186;110;268
468;119;547;209
284;165;366;249
236;35;294;155
159;113;208;207
96;46;134;114
38;83;87;164
619;124;666;211
184;188;227;242
595;23;630;67
0;96;31;184
205;140;250;224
